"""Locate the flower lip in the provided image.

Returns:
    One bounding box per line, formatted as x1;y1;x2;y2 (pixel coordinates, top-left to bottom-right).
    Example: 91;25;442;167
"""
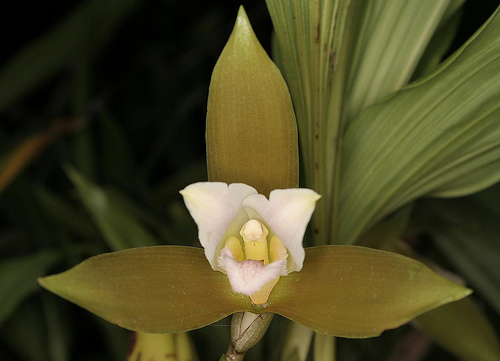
180;181;320;298
218;248;285;296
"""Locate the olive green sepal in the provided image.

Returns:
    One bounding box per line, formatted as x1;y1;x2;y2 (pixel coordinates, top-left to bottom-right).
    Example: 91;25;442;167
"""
39;245;470;337
206;6;299;195
267;246;471;338
39;246;252;333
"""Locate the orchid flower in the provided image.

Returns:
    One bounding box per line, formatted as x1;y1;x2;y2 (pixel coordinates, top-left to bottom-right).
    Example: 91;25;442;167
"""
180;182;320;304
38;6;471;353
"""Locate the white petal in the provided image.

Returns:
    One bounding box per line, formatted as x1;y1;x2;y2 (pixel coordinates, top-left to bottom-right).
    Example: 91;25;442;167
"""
242;189;320;272
180;182;257;269
219;248;285;296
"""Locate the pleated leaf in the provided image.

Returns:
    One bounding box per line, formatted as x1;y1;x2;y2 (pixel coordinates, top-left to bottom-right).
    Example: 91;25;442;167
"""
39;246;252;333
412;1;465;80
266;0;465;245
206;6;298;196
343;0;454;123
268;246;470;338
266;0;351;244
339;7;500;244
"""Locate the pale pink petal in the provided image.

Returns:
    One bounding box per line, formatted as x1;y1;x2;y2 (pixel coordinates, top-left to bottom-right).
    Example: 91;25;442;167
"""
242;189;320;272
218;248;285;296
180;182;256;269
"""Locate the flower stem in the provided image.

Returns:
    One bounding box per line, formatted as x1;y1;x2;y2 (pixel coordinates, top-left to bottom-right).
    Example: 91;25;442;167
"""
225;345;247;361
225;311;274;360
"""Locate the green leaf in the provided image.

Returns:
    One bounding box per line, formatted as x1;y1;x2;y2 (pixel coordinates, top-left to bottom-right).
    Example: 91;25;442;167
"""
206;6;298;196
0;0;145;110
266;0;351;244
267;246;470;338
418;198;500;313
39;246;252;333
339;7;500;244
0;250;60;326
411;1;465;80
416;298;500;361
343;0;462;123
67;167;159;250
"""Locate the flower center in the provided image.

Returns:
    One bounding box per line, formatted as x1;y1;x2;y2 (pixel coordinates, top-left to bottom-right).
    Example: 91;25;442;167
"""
222;219;288;305
240;219;269;264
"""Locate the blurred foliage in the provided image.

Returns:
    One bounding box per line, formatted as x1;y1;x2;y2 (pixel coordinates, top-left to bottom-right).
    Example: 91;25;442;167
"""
0;0;499;360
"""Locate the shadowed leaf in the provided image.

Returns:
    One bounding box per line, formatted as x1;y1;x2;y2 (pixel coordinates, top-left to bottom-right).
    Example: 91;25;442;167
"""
419;198;500;313
417;298;500;361
33;184;100;241
67;167;159;250
0;251;60;326
0;299;51;361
